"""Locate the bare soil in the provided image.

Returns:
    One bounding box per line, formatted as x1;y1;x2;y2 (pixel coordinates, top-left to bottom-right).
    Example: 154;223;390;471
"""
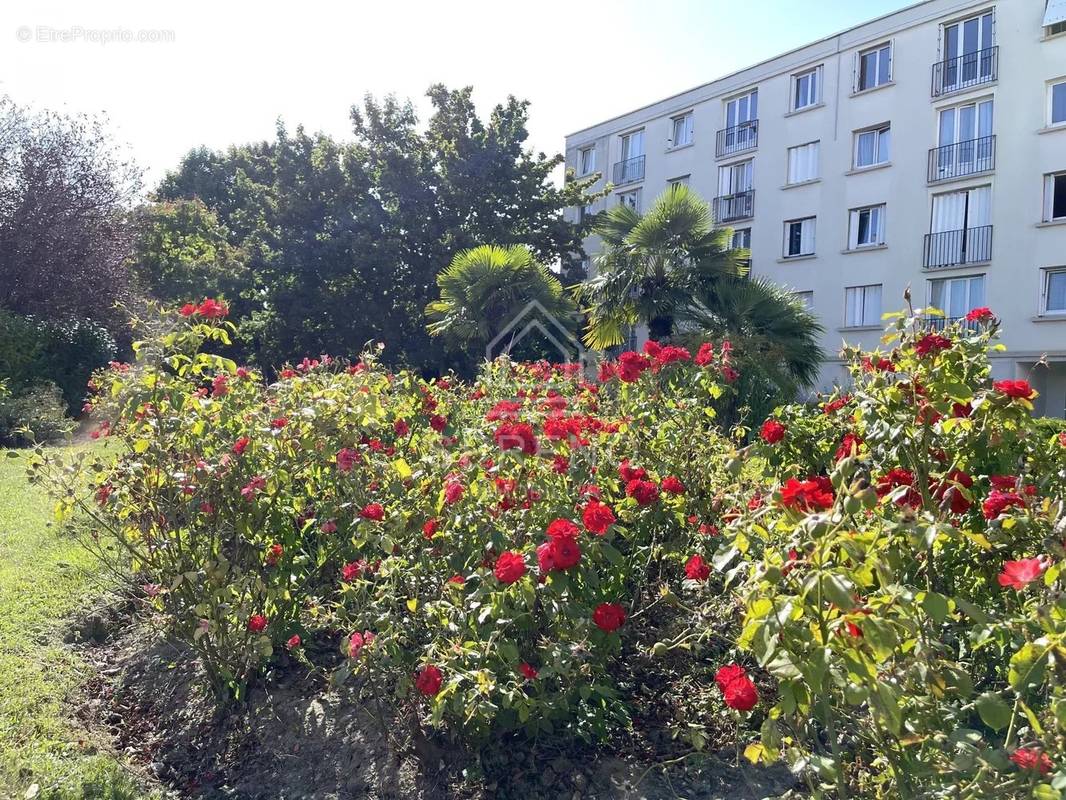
73;605;801;800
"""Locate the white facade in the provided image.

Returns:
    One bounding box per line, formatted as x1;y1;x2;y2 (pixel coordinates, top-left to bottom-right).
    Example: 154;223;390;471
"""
565;0;1066;416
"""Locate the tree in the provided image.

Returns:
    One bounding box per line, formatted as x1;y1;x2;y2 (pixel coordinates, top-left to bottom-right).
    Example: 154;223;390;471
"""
0;97;142;331
425;244;578;364
575;185;824;394
154;85;600;373
129;198;251;304
575;185;748;347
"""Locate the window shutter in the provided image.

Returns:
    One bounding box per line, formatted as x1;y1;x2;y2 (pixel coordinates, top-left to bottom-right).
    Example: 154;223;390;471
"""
801;219;816;254
848;211;860;250
866;285;882;325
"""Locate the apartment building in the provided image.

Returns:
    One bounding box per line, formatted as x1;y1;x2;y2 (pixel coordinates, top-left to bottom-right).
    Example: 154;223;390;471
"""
565;0;1066;416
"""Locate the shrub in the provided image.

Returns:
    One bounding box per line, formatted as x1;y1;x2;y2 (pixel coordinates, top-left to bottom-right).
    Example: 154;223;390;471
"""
0;381;74;445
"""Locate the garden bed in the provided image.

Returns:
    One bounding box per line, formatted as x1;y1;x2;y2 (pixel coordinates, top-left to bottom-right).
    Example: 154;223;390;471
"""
76;604;798;799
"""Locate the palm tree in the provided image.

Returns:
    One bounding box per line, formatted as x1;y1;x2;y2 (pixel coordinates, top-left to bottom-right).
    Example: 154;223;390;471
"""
575;185;749;348
574;185;824;390
425;244;578;357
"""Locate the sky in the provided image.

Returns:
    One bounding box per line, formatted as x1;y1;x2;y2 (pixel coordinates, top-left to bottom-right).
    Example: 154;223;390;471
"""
2;0;918;189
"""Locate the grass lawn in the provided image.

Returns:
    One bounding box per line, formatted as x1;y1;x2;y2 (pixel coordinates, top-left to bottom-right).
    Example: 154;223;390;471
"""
0;446;155;800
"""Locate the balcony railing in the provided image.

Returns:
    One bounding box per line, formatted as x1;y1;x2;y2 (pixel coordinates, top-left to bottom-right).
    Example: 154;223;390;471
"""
612;154;645;185
716;120;759;158
923;225;993;269
928;135;996;182
931;46;998;97
714;190;755;223
920;315;983;333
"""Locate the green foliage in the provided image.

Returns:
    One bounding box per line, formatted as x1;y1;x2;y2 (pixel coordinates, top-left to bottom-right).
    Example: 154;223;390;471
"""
425;244;579;363
0;309;116;415
155;86;600;374
129;198;251;304
734;313;1066;797
0;382;74;446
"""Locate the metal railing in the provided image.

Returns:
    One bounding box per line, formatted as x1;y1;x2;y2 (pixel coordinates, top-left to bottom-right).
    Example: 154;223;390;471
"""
931;46;998;97
716;120;759;158
612;154;645;185
713;190;755;223
928;135;996;182
920;315;983;333
923;225;993;269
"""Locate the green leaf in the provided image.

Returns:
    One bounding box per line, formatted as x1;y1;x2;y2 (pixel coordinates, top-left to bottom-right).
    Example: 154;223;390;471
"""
1009;642;1048;692
975;692;1012;731
921;591;950;624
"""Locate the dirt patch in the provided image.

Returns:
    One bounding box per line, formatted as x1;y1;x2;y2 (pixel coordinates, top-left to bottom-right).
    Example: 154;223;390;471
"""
76;608;801;799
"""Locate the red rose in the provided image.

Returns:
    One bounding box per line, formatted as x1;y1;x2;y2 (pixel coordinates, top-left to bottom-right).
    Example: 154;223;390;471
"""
552;454;570;473
779;476;834;512
247;614;268;633
197;298;228;319
494;422;538;455
931;469;974;514
546;518;580;539
415;664;443;696
715;664;758;711
965;306;994;323
695;342;714;366
494;551;527;584
546;535;581;570
179;302;197;317
286;634;301;650
626;479;660;506
982;490;1025;520
592;602;626;632
240;476;266;500
233;436;251;455
347;630;375;659
998;557;1046;590
447;574;465;586
536;541;556;573
582;499;616;535
618;459;647;483
684;554;710;581
341;560;367;582
336;448;359;472
422;518;439;539
429;414;448;432
1010;746;1053;775
876;468;921;508
822;395;851;415
393;418;410;436
914;334;952;357
760;419;786;444
994;380;1036;400
519;662;538;680
270;417;288;429
834;432;863;462
360;503;385;521
444;480;465;505
660;476;685;495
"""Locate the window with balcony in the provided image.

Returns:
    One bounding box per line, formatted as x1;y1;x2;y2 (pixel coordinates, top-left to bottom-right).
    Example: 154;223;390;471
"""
1044;172;1066;222
930;99;995;182
613;130;645;184
618;189;641;213
926;186;992;268
854;125;890;169
718;90;758;157
784;217;816;258
670;113;694;148
933;10;997;97
1043;268;1066;314
845;284;883;327
787;141;820;184
848;205;886;250
1045;0;1066;36
1050;80;1066;127
715;160;754;222
929;274;986;321
792;67;822;111
578;146;597;176
857;43;892;91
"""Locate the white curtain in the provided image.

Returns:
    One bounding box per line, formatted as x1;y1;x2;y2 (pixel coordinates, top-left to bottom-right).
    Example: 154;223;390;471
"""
800;218;816;254
967;186;992;227
931;192;967;233
788;142;819;184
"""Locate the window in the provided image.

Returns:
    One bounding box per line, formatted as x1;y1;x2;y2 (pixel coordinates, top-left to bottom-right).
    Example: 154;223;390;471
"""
934;99;995;179
848;205;886;249
618;189;641;212
725;90;758;129
857;43;892;91
620;130;644;160
718;160;753;195
731;228;751;250
930;275;985;318
854;125;890;168
928;186;992;267
1045;0;1066;35
1050;81;1066;127
784;217;816;258
1045;173;1066;221
1043;269;1066;314
793;291;814;309
787;141;820;184
939;11;995;93
616;130;645;183
792;66;822;111
845;284;883;327
716;161;755;220
669;175;690;190
671;113;694;147
578;146;596;176
578;203;595;223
